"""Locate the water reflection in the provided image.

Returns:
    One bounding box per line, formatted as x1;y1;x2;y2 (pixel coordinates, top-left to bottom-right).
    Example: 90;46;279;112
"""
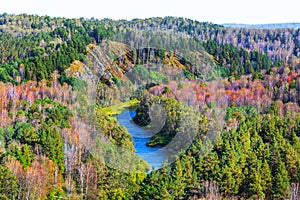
116;109;165;170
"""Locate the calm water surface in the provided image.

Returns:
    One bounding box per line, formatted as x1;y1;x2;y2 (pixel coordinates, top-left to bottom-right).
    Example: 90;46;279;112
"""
116;109;165;170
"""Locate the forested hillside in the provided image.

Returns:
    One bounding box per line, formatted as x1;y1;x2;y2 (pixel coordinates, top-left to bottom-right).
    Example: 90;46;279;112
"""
223;23;300;29
0;13;299;199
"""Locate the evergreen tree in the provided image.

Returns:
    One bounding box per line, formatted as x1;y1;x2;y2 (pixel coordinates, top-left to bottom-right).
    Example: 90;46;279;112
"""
272;161;290;199
0;165;18;199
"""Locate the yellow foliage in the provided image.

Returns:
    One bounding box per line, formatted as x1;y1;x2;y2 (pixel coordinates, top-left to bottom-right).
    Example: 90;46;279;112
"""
65;60;85;76
99;99;140;116
86;43;96;52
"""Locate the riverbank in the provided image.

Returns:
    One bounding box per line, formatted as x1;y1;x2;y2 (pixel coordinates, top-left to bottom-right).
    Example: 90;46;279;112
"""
100;99;140;116
116;109;165;170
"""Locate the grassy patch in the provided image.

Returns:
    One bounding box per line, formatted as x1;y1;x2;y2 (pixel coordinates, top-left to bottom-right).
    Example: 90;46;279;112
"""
100;99;140;116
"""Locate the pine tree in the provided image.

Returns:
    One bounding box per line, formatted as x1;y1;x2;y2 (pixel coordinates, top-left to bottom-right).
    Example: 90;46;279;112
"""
220;165;237;197
272;161;290;199
244;152;265;199
261;159;272;198
0;165;18;199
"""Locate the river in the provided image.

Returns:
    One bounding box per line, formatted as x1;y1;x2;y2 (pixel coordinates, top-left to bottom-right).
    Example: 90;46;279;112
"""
116;109;165;170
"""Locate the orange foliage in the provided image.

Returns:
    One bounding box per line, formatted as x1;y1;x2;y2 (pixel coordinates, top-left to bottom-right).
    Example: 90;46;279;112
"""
0;80;74;127
5;156;56;199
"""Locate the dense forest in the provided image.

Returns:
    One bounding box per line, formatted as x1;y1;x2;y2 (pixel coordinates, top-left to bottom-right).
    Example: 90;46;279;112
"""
0;13;299;199
223;23;300;29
